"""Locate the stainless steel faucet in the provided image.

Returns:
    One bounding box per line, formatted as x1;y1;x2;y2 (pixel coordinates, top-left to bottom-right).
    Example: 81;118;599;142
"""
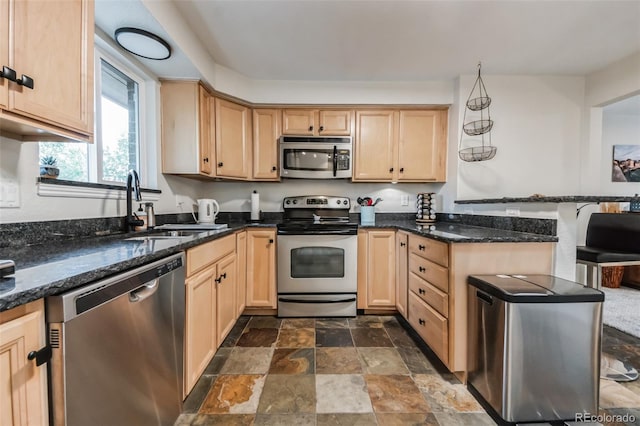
126;169;144;231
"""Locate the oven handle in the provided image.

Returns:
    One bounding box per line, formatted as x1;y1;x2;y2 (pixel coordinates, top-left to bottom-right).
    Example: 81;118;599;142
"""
332;145;338;177
278;297;357;304
277;229;357;236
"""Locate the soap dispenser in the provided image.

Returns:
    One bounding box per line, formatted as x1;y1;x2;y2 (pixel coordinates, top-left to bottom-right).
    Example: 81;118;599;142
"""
145;202;156;228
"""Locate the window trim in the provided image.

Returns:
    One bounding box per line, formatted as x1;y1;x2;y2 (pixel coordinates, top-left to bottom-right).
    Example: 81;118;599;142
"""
37;31;161;200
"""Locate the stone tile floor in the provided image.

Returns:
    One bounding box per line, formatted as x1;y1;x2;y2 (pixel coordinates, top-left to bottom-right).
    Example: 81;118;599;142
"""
175;317;640;425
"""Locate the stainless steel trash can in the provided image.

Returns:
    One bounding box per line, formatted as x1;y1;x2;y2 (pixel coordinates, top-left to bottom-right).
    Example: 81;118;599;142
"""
467;274;604;424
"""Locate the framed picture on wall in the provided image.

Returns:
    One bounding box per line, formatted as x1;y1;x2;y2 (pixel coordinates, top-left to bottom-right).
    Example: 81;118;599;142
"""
612;145;640;182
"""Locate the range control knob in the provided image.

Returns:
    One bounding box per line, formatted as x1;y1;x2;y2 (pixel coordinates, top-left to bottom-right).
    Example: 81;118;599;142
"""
293;200;298;204
285;200;291;205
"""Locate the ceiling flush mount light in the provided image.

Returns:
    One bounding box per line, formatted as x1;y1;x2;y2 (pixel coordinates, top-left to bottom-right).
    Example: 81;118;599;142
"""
115;27;171;60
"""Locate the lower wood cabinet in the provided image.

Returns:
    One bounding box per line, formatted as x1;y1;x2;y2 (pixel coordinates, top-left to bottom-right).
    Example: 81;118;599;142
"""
0;299;48;426
185;265;217;396
246;228;277;309
235;231;247;319
184;234;236;396
395;231;409;319
357;229;396;309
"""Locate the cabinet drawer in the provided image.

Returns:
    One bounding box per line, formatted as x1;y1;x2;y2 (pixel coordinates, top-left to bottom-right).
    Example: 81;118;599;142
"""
187;234;236;276
408;253;448;293
408;234;448;267
408;292;448;364
409;272;448;318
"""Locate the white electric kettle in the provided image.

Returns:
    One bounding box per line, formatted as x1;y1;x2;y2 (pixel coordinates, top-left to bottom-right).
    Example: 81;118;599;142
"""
193;199;220;223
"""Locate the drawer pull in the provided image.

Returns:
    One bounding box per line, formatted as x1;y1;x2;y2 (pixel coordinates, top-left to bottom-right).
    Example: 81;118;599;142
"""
400;242;406;247
418;288;425;295
418;318;425;326
418;244;426;251
419;266;426;273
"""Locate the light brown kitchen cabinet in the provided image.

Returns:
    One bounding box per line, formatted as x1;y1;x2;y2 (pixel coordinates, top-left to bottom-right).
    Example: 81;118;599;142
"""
184;264;217;396
216;253;237;345
252;109;280;180
403;232;554;375
353;109;447;182
282;109;352;136
235;231;247;318
184;234;236;395
353;110;396;181
357;229;396;309
395;231;409;319
215;98;252;179
161;81;215;177
0;300;49;426
0;0;93;142
246;228;277;308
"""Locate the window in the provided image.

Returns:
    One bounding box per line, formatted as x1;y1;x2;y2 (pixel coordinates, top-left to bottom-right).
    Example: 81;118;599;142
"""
39;47;147;186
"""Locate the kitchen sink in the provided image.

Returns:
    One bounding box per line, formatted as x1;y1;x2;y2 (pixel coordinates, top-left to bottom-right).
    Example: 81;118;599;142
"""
124;230;204;241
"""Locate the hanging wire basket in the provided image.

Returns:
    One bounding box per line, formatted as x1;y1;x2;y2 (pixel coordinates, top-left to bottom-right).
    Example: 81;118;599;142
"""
458;146;497;162
466;96;491;111
463;119;493;136
459;62;496;162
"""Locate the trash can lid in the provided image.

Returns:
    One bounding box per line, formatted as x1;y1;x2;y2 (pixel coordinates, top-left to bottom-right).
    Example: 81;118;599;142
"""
468;274;604;303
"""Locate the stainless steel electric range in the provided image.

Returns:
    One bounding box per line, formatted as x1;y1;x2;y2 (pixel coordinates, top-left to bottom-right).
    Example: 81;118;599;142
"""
277;195;358;317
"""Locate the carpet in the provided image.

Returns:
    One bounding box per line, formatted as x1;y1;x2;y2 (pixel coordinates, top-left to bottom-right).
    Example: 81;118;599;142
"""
601;286;640;338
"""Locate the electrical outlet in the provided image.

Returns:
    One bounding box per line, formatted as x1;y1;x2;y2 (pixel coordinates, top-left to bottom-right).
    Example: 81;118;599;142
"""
506;208;520;216
400;195;409;206
175;195;193;211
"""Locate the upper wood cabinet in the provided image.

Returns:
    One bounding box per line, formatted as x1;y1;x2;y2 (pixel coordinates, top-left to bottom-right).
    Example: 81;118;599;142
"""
282;109;352;136
246;228;277;309
215;98;252;180
0;0;93;142
353;109;448;182
353;110;396;181
357;229;396;309
0;300;48;426
252;109;281;180
161;81;215;177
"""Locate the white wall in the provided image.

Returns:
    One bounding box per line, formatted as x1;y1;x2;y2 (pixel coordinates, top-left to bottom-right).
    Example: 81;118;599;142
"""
453;75;585;206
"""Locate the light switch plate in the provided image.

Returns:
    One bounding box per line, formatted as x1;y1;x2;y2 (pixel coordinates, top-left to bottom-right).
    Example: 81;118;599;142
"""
506;208;520;216
0;181;20;208
400;195;409;206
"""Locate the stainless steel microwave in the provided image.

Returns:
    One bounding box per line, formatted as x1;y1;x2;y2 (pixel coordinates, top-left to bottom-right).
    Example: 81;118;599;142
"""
280;136;352;179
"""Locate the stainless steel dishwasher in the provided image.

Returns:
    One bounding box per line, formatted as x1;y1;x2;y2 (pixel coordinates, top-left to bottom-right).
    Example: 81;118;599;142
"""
46;252;185;426
467;274;604;425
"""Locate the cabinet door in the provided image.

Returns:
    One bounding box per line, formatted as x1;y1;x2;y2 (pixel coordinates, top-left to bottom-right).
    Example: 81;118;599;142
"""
366;230;396;307
397;110;447;182
10;0;93;135
0;302;48;426
185;266;216;395
396;232;408;318
252;109;280;180
236;231;247;318
199;86;214;175
216;253;237;345
282;109;315;135
318;110;352;135
353;110;396;181
246;228;277;308
0;0;8;109
215;98;252;179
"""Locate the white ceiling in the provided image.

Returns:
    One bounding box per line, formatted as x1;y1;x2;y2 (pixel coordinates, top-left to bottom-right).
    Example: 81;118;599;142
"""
96;0;640;82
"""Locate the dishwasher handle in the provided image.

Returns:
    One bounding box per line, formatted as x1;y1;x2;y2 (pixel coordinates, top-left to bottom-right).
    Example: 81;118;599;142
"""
476;290;493;306
129;279;159;303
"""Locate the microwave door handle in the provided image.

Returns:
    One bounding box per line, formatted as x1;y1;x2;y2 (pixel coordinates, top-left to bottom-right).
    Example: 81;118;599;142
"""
332;145;338;177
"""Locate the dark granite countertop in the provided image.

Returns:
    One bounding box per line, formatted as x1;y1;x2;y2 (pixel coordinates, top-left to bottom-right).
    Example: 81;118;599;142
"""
456;195;637;204
0;218;556;312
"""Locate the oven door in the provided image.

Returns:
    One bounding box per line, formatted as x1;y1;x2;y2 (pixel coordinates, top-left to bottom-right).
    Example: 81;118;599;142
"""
277;234;357;293
280;142;352;179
